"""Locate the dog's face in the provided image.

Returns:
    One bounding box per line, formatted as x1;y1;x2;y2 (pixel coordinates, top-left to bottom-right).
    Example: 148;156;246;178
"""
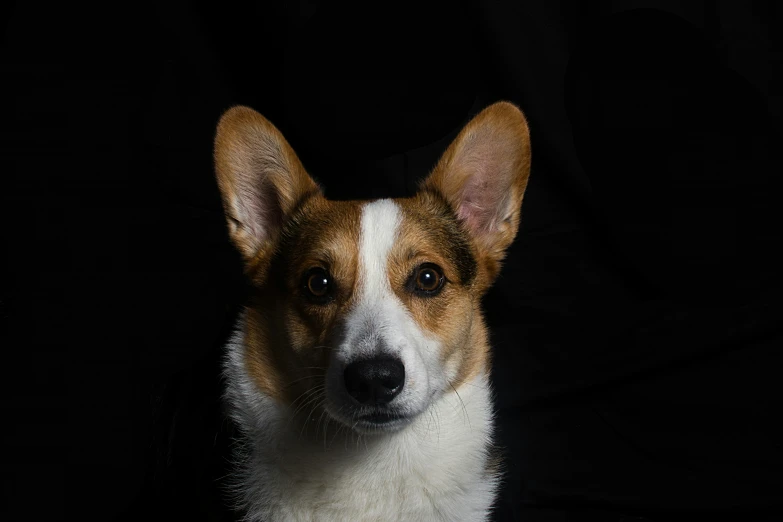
215;103;530;434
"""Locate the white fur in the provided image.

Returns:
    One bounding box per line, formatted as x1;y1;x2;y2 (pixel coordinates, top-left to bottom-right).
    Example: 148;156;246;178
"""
223;200;499;521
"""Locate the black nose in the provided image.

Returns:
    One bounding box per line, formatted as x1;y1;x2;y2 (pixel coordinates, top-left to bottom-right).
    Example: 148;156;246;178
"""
343;358;405;405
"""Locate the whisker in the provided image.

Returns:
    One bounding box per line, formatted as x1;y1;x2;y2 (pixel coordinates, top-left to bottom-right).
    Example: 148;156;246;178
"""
328;405;349;449
290;385;319;417
282;385;325;434
449;380;471;430
314;400;331;445
434;401;442;442
296;391;326;434
281;373;325;390
290;386;325;418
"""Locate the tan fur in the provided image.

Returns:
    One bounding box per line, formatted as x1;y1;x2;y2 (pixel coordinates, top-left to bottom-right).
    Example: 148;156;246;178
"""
243;306;287;402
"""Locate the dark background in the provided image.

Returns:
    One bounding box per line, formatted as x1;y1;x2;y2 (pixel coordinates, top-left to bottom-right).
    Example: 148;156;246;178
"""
2;2;782;521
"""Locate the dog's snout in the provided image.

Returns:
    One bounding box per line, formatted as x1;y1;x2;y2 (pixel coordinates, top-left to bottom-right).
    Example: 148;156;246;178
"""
344;358;405;405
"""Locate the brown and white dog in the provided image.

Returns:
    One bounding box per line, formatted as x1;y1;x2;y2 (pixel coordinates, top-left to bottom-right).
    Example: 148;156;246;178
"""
214;101;531;521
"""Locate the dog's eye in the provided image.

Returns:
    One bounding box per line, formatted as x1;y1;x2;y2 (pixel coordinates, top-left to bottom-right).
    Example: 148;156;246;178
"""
412;263;445;295
304;267;331;301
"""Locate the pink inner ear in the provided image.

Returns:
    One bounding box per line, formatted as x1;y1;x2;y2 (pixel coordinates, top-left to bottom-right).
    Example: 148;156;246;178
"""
236;174;283;245
455;154;511;235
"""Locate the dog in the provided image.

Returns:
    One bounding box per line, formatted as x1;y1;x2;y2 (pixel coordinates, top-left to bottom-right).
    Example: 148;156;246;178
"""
214;101;531;521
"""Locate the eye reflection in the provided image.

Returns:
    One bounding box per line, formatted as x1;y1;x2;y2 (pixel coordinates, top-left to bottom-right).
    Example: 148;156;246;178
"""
412;263;445;295
304;267;331;301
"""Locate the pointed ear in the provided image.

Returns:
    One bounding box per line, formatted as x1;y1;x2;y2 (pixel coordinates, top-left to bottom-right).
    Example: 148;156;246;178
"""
422;101;531;277
214;106;321;263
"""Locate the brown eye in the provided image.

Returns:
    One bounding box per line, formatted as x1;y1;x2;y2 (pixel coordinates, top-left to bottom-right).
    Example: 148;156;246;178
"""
304;268;331;301
412;263;444;295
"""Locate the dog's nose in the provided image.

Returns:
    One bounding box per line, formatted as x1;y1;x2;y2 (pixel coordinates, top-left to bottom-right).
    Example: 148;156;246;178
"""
343;358;405;405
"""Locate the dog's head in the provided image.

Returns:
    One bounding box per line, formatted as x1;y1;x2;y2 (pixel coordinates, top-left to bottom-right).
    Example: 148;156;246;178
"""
215;102;530;434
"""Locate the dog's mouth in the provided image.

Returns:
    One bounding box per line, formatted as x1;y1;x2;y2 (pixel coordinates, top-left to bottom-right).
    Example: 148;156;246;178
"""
361;411;404;424
352;410;410;433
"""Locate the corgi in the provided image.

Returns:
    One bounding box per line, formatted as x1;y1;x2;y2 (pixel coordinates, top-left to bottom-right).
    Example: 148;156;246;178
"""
214;101;531;521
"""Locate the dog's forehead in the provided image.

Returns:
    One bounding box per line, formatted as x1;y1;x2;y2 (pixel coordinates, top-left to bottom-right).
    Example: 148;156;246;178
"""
281;195;475;286
285;198;402;266
289;198;428;254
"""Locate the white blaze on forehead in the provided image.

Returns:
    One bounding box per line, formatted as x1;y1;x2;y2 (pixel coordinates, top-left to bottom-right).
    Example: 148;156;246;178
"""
358;199;402;303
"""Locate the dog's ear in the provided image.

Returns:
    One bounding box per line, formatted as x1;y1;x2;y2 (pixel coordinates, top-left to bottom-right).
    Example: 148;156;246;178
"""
422;101;531;279
214;106;321;263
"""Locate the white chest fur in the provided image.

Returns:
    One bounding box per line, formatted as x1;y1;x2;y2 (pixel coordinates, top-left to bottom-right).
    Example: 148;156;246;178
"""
224;329;499;522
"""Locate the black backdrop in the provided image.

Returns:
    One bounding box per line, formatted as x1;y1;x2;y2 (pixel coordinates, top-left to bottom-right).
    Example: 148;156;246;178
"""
2;2;782;521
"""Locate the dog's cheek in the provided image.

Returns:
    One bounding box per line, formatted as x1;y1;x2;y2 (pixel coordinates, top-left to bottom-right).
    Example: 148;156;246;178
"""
407;290;476;380
284;307;335;369
438;294;478;379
